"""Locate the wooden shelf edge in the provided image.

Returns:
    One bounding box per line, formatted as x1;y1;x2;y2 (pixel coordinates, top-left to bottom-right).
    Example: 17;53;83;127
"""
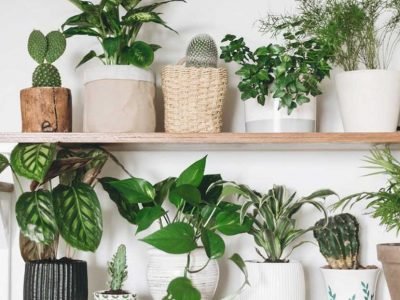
0;182;14;193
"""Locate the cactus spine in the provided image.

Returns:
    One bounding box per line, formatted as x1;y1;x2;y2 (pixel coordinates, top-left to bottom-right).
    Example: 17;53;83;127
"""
108;244;128;292
313;213;360;269
28;30;66;87
186;34;218;68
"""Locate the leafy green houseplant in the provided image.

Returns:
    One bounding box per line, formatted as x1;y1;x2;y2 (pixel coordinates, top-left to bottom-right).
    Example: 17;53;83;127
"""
100;157;250;300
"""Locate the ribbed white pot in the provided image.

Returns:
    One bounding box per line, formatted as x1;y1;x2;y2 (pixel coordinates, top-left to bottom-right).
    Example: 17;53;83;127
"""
244;96;316;133
93;291;136;300
321;268;380;300
147;248;219;300
240;261;306;300
83;65;156;133
336;70;400;132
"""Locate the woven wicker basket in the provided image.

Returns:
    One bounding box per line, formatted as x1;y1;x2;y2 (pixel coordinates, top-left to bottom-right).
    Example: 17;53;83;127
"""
162;65;228;133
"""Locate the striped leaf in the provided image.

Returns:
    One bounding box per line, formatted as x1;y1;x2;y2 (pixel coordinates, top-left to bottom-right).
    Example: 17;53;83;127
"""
19;232;58;262
16;190;58;245
0;154;9;173
11;143;56;182
53;183;103;252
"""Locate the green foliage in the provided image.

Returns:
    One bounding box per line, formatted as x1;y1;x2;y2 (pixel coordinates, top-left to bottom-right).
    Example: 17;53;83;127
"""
186;34;218;68
314;213;360;269
163;277;201;300
63;0;185;68
220;27;332;114
0;154;9;173
108;244;128;292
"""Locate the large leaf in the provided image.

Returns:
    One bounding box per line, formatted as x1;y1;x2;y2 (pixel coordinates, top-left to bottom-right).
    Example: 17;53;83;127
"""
141;222;197;254
176;156;207;188
0;154;9;173
16;190;58;245
63;26;101;38
19;233;58;262
53;183;102;252
163;277;201;300
76;50;99;68
199;174;222;203
103;36;121;59
123;11;177;32
201;229;225;259
120;41;154;68
99;177;139;224
11;143;56;183
169;185;201;208
215;211;252;236
110;177;155;203
154;177;176;205
136;206;166;233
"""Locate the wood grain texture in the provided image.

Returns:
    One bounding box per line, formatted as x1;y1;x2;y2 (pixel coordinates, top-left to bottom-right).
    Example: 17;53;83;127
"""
0;182;14;193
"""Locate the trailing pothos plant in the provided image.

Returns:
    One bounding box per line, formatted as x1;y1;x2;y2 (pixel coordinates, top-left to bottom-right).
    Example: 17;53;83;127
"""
63;0;185;68
0;143;128;261
220;22;332;114
100;156;251;299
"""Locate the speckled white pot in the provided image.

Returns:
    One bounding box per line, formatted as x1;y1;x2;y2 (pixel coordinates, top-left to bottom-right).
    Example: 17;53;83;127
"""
147;248;219;300
93;291;136;300
240;261;306;300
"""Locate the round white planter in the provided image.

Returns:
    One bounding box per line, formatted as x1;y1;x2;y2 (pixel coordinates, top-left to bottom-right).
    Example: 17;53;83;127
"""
240;261;305;300
83;65;156;133
147;248;219;300
244;96;316;133
336;70;400;132
321;268;380;300
93;291;136;300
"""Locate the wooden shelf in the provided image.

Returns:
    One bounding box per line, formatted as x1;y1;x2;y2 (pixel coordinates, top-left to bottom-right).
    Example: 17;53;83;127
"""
0;132;399;151
0;182;14;193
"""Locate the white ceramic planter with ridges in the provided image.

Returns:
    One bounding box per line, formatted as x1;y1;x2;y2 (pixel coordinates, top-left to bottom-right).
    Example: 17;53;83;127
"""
321;268;380;300
147;248;219;300
336;70;400;132
239;261;306;300
83;65;156;133
93;291;136;300
244;96;316;133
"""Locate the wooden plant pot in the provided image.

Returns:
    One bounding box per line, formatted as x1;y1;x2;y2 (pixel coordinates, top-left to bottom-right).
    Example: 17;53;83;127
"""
20;87;72;132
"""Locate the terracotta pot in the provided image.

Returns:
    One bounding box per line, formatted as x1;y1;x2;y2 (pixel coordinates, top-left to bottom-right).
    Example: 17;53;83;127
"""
377;243;400;299
20;87;72;132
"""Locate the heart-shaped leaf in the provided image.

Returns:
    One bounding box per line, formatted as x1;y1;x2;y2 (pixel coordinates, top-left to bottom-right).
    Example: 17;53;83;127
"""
163;277;201;300
136;206;166;233
169;185;201;208
201;229;225;259
110;177;155;203
176;156;207;188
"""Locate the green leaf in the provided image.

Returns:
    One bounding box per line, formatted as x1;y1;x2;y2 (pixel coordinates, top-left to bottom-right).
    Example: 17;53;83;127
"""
103;36;121;59
76;50;99;68
163;277;201;300
215;211;252;236
63;26;101;38
53;183;103;252
45;31;67;63
199;174;223;203
141;222;197;254
110;177;155;203
123;11;176;32
28;30;47;64
121;0;141;10
201;229;225;259
136;206;166;233
11;143;56;182
169;185;201;208
176;156;207;188
0;154;9;173
99;177;139;224
16;190;57;245
154;177;176;205
120;41;154;68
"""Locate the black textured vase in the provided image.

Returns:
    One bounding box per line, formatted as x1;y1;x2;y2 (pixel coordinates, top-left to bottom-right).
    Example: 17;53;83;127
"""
23;258;88;300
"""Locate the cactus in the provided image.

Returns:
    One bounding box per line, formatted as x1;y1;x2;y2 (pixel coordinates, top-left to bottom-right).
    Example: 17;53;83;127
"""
186;34;218;68
313;213;360;269
108;244;128;292
28;30;66;87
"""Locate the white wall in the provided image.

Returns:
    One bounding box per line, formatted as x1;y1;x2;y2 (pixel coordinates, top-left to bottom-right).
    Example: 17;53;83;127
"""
0;0;398;299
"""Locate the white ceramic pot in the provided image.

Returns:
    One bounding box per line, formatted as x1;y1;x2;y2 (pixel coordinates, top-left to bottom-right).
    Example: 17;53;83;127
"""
244;96;316;133
147;248;219;300
336;70;400;132
321;268;380;300
93;291;136;300
240;261;306;300
83;65;156;133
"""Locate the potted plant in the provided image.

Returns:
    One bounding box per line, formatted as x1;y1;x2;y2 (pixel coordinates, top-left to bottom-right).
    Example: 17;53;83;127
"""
0;144;129;300
217;183;335;300
314;213;380;300
263;0;400;132
63;0;185;133
21;30;71;132
100;157;250;300
94;244;136;300
220;23;332;133
335;147;400;299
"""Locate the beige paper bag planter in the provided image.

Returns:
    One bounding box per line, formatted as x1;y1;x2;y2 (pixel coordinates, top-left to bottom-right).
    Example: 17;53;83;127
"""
83;65;156;133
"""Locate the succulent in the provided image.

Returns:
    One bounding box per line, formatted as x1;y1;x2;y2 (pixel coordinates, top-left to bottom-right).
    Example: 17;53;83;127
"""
108;244;128;292
28;30;66;87
186;34;218;68
314;213;360;269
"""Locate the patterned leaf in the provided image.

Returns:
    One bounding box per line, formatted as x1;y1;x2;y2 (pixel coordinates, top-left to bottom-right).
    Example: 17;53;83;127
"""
19;232;58;262
53;183;103;251
16;190;58;245
0;153;9;173
11;143;56;182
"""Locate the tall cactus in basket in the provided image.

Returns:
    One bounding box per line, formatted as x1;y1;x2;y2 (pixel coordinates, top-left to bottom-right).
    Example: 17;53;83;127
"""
314;213;360;269
186;34;219;68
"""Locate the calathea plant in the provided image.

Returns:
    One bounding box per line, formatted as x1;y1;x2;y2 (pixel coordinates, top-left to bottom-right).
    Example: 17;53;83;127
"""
63;0;185;68
100;156;251;299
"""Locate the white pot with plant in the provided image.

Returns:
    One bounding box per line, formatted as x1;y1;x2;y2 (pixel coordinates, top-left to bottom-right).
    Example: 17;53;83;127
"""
63;0;185;133
220;28;332;133
314;214;380;300
225;184;336;300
